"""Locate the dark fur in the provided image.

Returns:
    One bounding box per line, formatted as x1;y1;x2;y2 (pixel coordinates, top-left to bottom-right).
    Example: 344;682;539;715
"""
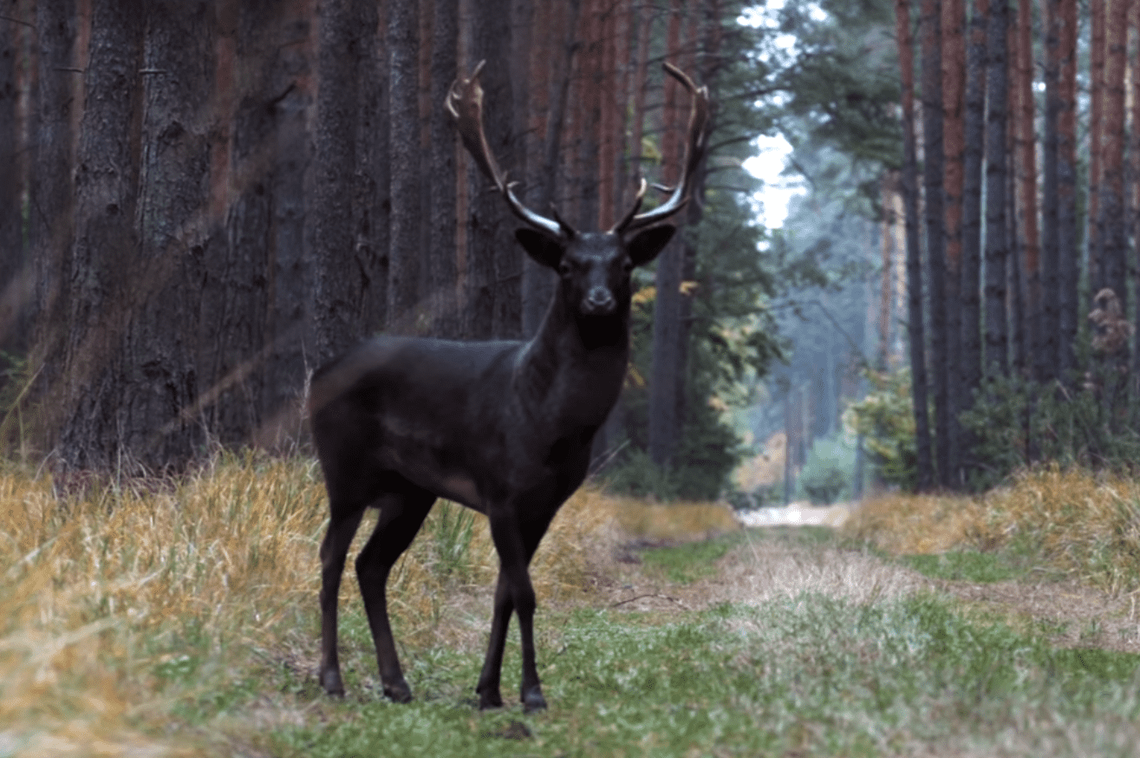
309;226;674;711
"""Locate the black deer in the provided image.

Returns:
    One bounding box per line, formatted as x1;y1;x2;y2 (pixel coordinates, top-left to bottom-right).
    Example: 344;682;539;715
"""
308;61;709;712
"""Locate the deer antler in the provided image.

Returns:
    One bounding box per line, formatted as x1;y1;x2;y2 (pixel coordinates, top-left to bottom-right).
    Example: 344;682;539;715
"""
446;61;574;240
613;63;711;235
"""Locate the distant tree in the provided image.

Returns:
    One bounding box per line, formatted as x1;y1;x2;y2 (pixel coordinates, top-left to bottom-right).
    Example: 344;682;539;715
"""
648;0;687;470
1087;0;1104;289
896;0;934;490
1097;0;1127;345
942;0;965;485
1056;0;1078;380
959;0;986;478
1039;0;1060;382
921;0;946;484
1014;0;1038;382
983;0;1008;377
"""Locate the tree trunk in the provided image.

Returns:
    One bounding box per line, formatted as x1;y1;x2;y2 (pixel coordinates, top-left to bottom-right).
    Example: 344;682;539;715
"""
648;2;685;470
1016;0;1040;382
942;0;965;487
28;0;77;405
522;0;580;337
1098;0;1127;345
897;0;935;491
259;0;318;448
959;0;987;480
313;0;368;360
1088;0;1105;290
1039;0;1060;383
983;0;1009;377
463;0;513;340
55;0;153;470
388;0;422;335
428;0;460;338
0;10;21;361
922;0;948;485
1056;0;1078;381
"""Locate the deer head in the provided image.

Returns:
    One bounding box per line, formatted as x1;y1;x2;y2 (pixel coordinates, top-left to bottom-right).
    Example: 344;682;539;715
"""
446;61;711;319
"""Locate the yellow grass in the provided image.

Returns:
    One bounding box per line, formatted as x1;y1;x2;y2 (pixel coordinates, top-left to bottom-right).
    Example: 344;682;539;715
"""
844;465;1140;593
0;451;739;756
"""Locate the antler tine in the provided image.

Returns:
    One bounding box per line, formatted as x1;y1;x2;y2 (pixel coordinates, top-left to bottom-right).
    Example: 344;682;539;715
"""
447;61;572;240
611;178;648;234
613;62;710;235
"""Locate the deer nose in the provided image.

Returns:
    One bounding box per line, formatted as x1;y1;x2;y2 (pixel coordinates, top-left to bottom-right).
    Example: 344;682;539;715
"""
583;286;616;315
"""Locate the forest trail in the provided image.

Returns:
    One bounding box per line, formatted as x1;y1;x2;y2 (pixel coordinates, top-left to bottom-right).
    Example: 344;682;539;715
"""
604;527;1140;656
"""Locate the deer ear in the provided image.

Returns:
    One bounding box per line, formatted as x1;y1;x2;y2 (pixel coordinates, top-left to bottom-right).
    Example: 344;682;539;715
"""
515;229;565;270
627;225;676;267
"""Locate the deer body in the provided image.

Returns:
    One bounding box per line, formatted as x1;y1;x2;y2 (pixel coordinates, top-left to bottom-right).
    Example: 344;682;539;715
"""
310;63;708;712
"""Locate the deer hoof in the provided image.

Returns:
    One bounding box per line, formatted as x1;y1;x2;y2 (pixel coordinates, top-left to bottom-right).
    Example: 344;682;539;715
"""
319;668;345;697
478;688;504;710
383;679;414;704
522;687;547;713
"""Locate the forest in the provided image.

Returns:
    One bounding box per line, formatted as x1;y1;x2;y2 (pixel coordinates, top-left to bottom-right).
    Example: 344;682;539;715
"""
0;0;794;499
3;0;1140;500
13;1;1140;755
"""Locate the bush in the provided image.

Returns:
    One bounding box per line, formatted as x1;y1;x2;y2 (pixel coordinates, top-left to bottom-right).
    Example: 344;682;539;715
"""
844;367;918;490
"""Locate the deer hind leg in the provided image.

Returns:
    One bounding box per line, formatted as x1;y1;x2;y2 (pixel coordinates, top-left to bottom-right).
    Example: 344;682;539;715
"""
319;504;366;696
355;482;435;703
477;513;551;713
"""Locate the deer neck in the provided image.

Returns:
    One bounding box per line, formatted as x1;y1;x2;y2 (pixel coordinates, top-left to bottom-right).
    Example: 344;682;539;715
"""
514;290;630;424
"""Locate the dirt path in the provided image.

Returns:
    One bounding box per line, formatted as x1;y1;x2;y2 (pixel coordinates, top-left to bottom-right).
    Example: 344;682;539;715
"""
602;530;1140;654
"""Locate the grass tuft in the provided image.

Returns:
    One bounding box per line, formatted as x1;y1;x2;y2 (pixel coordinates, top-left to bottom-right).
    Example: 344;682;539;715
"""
845;465;1140;593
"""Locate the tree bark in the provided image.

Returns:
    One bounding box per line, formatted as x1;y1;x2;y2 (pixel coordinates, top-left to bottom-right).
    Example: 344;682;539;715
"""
313;0;369;360
28;0;77;402
1015;0;1040;382
259;0;318;448
388;0;422;335
648;0;685;470
56;0;156;470
428;0;459;338
0;10;20;360
942;0;965;486
1039;0;1060;383
921;0;949;485
1088;0;1105;290
897;0;934;490
463;0;513;339
1056;0;1078;381
1098;0;1127;335
522;0;580;337
983;0;1009;377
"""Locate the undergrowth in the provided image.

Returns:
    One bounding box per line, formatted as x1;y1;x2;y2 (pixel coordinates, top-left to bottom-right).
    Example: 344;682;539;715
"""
844;465;1140;594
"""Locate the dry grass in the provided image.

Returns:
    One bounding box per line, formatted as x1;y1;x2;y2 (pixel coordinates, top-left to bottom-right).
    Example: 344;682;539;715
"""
845;465;1140;594
600;494;739;540
1;451;743;756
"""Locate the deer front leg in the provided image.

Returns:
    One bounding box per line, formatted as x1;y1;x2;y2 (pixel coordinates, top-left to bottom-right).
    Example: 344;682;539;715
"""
319;507;366;696
475;570;512;709
477;514;547;712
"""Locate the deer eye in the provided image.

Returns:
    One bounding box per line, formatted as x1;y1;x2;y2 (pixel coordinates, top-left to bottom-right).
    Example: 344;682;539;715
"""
558;260;573;276
621;259;633;274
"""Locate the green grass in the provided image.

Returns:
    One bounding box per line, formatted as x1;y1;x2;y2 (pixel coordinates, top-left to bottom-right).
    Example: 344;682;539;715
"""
638;532;744;583
260;594;1140;757
899;549;1029;583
